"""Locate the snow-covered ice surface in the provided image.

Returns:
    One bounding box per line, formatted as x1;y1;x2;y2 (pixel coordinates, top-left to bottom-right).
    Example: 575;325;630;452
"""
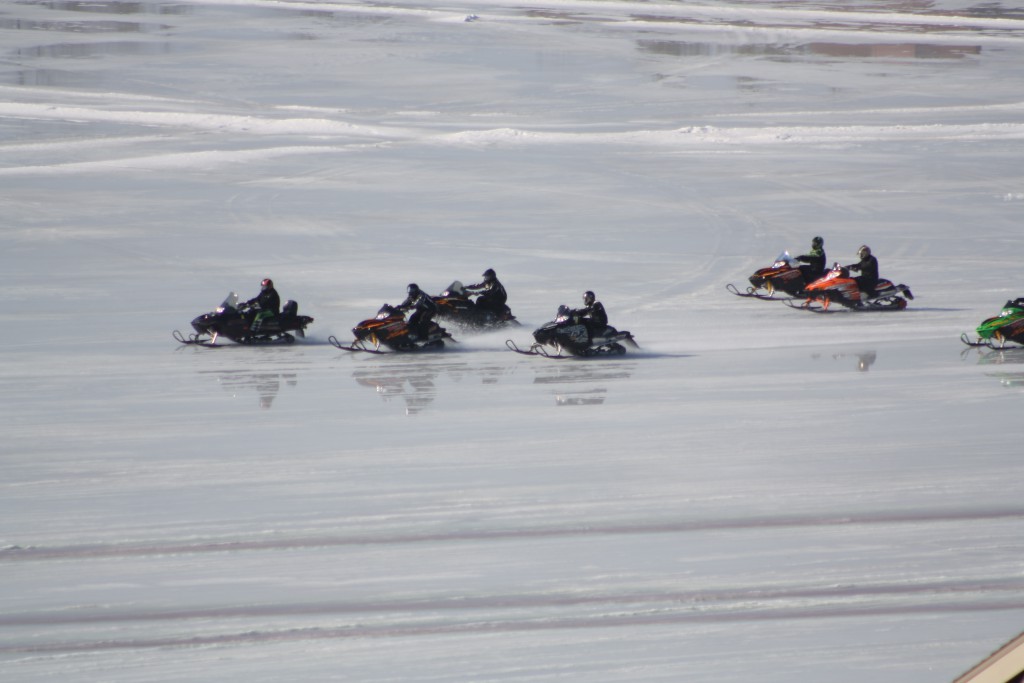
2;0;1024;680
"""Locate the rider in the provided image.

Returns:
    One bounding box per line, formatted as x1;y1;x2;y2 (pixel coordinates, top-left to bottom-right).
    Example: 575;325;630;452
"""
244;278;281;331
794;236;826;284
571;290;609;339
397;283;438;340
846;245;879;297
464;268;507;317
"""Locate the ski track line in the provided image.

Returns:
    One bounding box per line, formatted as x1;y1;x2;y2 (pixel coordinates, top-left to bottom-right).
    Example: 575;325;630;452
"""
3;600;1023;654
3;577;1024;627
3;507;1022;562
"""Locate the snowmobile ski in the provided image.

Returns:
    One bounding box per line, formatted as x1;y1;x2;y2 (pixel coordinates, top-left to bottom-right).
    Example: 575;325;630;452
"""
726;283;783;300
784;298;908;313
505;339;568;358
960;333;1022;350
329;336;389;353
330;334;448;354
174;329;198;344
783;299;827;312
174;329;297;346
961;333;992;348
173;330;225;346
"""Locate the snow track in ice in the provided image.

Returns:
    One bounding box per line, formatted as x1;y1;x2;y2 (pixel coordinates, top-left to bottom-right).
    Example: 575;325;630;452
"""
2;573;1024;655
1;111;1022;176
4;505;1023;561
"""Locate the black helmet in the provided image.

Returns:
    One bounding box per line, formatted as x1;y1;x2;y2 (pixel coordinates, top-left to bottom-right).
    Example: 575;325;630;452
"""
858;245;871;259
407;283;419;295
483;268;496;281
261;278;273;290
812;236;823;248
583;290;595;306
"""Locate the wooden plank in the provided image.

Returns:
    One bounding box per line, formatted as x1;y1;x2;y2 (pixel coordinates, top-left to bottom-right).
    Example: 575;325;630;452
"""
953;632;1024;683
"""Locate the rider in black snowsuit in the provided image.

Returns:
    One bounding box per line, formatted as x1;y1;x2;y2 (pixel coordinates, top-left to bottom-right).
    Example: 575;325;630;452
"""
244;278;281;331
397;283;438;339
571;291;608;340
795;236;826;285
846;245;879;297
245;278;281;314
464;268;507;317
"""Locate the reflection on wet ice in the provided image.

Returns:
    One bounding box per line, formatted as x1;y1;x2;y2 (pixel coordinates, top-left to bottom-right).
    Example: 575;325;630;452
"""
210;370;298;410
810;351;877;372
13;42;180;59
353;363;439;416
992;374;1024;388
531;360;635;407
965;346;1024;388
0;0;184;86
555;390;608;406
348;356;637;414
971;347;1024;366
638;39;981;61
0;18;165;32
34;1;193;15
351;359;512;416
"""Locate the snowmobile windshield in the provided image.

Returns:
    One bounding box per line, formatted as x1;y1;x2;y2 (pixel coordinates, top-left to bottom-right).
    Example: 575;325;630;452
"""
773;251;794;267
443;281;465;297
376;304;399;319
217;292;239;312
826;264;849;280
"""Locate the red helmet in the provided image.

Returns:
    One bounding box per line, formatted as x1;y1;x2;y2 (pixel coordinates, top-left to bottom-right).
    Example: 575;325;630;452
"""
261;278;273;289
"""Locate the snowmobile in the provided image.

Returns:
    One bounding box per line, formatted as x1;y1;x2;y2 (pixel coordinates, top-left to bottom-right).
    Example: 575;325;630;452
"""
329;304;453;353
727;251;811;299
507;305;638;358
961;298;1024;348
174;292;314;346
787;263;914;312
432;280;519;330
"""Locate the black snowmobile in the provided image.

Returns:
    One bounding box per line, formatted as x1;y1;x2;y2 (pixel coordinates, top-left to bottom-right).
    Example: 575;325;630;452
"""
507;305;638;358
329;303;454;353
433;280;519;331
174;292;314;346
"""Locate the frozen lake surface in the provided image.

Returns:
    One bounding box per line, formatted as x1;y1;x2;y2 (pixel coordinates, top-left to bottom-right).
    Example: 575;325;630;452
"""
2;0;1023;681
